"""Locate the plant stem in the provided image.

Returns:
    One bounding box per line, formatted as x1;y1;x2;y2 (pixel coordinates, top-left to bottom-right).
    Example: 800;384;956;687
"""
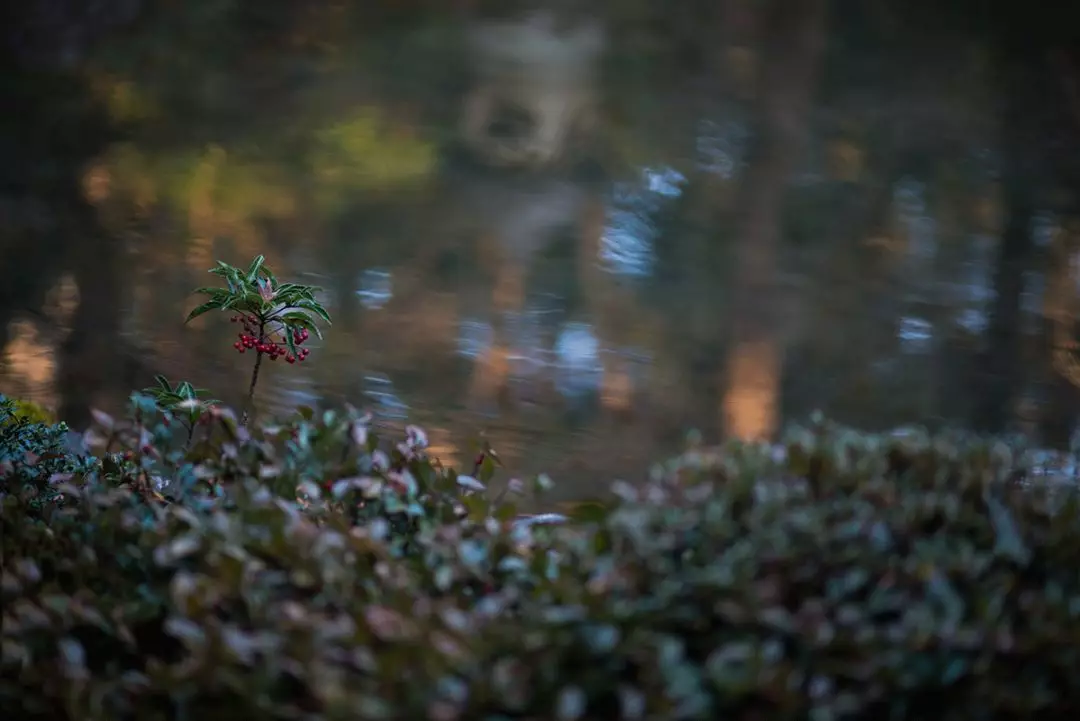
241;319;266;425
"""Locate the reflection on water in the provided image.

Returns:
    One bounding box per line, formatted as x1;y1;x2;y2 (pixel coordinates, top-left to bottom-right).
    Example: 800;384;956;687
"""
3;1;1080;498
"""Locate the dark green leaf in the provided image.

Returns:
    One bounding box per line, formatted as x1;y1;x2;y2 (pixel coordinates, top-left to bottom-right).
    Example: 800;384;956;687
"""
294;299;332;325
185;299;225;323
245;255;266;283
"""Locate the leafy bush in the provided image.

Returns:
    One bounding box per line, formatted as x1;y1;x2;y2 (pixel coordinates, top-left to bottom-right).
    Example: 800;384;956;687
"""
0;395;97;512
2;398;57;426
4;401;1080;721
6;257;1079;718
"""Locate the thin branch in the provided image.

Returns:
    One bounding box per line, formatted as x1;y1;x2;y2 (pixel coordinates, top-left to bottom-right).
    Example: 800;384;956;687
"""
241;319;266;425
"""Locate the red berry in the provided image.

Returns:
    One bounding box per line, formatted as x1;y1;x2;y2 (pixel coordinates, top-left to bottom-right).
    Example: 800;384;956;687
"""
234;341;242;350
286;355;295;364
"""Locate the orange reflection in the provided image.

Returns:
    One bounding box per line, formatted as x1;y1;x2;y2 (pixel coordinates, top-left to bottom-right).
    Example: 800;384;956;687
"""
2;319;59;411
722;338;779;442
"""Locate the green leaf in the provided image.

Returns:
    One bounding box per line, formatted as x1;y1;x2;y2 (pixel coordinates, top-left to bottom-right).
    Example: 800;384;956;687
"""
462;495;489;521
278;311;324;339
209;260;236;276
190;286;228;298
294;299;332;325
185;299;225;323
478;454;497;483
562;500;611;524
278;310;314;324
210;264;244;293
245;255;266;283
494;501;518;523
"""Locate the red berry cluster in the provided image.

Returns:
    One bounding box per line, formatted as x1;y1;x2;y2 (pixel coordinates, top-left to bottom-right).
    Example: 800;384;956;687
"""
229;314;312;364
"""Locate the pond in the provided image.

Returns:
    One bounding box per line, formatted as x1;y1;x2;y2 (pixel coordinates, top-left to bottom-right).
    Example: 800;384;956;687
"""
2;1;1078;499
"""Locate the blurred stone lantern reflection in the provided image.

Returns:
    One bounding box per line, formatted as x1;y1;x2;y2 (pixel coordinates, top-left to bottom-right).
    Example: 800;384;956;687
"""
460;8;604;169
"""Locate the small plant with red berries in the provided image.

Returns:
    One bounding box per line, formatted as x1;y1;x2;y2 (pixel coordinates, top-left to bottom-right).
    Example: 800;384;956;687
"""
186;255;331;423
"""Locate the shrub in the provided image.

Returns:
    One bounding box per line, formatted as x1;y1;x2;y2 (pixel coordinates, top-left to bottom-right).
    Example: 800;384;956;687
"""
2;398;57;426
6;257;1079;718
0;395;97;512
3;402;1080;721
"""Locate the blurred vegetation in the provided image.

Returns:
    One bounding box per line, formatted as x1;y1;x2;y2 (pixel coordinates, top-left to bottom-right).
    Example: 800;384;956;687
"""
3;6;1080;718
2;0;1080;487
3;392;1080;718
309;108;438;210
1;399;57;427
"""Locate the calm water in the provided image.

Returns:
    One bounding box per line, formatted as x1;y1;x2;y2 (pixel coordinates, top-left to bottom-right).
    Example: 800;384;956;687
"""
3;2;1078;497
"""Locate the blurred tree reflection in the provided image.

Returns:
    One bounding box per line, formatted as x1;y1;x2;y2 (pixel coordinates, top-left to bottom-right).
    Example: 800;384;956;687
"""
3;0;1080;487
720;0;829;441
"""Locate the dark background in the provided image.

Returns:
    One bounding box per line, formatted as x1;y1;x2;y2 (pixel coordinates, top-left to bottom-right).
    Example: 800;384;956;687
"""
3;0;1079;498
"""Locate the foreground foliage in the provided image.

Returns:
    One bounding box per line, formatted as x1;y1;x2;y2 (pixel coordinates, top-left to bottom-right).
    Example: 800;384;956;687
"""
3;393;1080;720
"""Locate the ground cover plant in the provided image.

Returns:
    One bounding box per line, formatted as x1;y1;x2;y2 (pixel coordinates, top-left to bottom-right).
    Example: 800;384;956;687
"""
3;257;1080;721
